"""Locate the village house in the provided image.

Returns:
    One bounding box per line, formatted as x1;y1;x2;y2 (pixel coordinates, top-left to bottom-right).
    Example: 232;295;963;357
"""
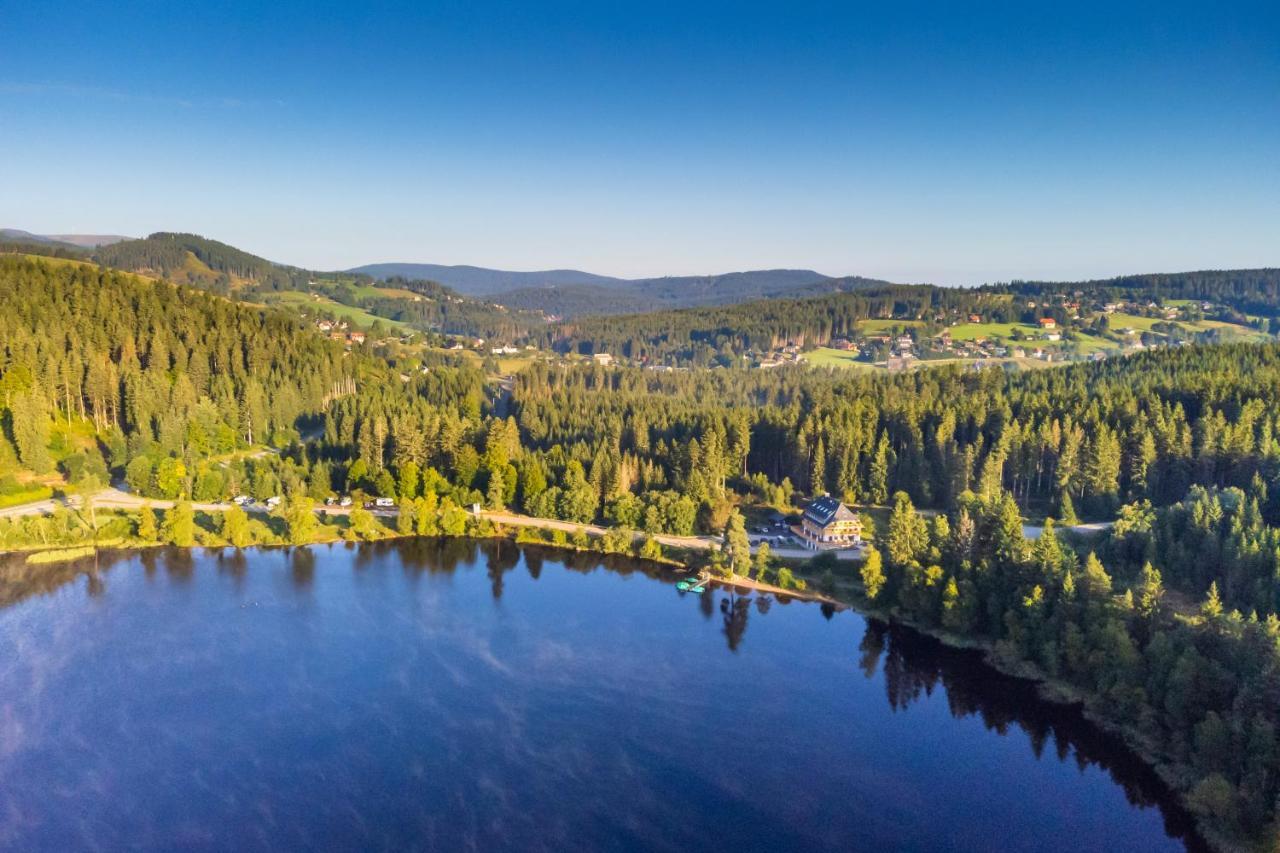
1038;317;1057;330
797;496;862;550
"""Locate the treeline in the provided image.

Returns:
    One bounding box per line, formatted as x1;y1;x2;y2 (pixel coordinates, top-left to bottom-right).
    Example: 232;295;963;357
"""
542;285;1011;365
504;346;1280;523
1004;269;1280;319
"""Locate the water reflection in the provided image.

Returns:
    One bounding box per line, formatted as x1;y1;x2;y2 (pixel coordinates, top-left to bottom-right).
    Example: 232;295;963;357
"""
858;619;1206;850
289;547;315;589
0;540;1205;852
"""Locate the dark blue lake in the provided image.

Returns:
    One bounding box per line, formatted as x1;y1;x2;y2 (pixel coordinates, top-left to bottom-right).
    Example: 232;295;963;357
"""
0;540;1202;851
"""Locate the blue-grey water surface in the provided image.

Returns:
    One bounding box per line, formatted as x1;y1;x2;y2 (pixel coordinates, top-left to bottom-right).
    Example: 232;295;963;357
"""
0;540;1203;851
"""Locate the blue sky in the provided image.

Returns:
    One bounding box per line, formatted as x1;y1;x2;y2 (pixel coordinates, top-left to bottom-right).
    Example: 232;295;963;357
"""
2;1;1277;283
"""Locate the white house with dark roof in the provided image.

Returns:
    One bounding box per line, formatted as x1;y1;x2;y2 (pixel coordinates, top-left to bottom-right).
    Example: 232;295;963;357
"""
797;496;862;550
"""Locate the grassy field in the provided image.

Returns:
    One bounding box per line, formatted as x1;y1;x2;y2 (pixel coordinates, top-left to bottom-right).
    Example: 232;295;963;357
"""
946;322;1034;340
1193;319;1271;341
264;290;414;332
335;281;426;301
803;348;880;370
1064;332;1113;354
804;349;1070;373
1106;312;1168;332
1108;312;1269;342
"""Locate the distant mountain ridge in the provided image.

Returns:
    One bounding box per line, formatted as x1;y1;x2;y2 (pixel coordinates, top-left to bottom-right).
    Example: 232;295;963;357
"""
350;262;830;294
349;262;844;315
349;263;627;294
0;228;130;248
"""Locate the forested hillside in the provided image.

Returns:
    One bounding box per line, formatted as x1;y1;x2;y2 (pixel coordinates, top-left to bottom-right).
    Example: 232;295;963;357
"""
544;284;1009;362
93;232;312;293
299;276;545;341
1007;269;1280;319
71;232;543;340
490;271;883;317
0;256;361;501
357;262;845;316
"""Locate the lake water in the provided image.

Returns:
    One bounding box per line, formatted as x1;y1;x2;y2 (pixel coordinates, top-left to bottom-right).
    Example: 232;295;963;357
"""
0;540;1204;852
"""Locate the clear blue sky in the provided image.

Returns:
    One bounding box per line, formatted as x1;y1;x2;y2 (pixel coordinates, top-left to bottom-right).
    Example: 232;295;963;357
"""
2;1;1277;283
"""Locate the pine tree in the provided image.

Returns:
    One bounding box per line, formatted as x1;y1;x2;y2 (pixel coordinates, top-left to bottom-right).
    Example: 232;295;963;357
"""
721;510;751;577
1202;580;1224;621
753;541;772;582
1137;562;1164;619
486;469;506;510
886;492;927;567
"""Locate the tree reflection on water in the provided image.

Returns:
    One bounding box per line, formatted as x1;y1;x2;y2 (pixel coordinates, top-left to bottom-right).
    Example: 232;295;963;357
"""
0;539;1208;852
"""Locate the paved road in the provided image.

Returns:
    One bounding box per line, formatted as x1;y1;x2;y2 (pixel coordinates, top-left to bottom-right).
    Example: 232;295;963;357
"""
1022;521;1115;540
0;488;392;521
0;487;233;520
479;510;722;552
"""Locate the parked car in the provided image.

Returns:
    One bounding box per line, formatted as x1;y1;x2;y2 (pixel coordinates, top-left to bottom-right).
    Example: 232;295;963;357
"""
339;496;353;507
232;495;251;506
373;497;395;508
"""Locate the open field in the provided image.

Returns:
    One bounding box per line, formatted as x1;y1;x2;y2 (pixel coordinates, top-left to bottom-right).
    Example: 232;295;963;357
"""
803;348;880;369
263;290;414;332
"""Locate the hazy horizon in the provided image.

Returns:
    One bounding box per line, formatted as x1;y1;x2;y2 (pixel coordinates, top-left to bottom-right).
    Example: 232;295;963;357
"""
3;1;1277;285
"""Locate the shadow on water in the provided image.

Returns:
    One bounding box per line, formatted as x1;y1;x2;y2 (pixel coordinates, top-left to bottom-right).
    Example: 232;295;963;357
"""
0;539;1207;851
856;619;1208;851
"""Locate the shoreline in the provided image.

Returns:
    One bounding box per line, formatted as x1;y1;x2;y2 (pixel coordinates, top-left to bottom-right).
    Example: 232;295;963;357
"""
846;597;1225;853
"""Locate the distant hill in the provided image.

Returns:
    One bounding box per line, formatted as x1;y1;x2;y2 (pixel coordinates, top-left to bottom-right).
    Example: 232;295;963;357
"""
47;233;131;248
349;263;627;295
352;262;842;315
92;232;314;293
0;229;128;248
491;284;658;317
